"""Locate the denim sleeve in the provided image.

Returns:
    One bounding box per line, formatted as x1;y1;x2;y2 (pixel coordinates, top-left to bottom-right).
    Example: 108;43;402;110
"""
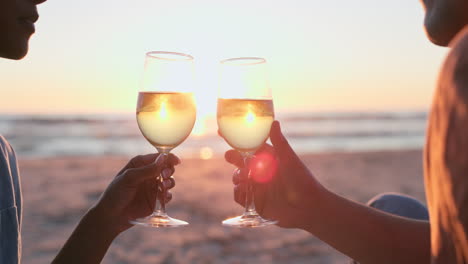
0;136;22;264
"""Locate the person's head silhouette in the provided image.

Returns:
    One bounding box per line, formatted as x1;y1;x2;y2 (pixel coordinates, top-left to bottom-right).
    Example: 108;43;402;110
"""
420;0;468;46
0;0;47;60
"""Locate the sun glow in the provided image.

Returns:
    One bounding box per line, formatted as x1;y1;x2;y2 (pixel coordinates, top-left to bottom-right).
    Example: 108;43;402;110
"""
245;110;256;124
159;101;169;120
199;147;214;160
0;0;441;114
191;88;217;136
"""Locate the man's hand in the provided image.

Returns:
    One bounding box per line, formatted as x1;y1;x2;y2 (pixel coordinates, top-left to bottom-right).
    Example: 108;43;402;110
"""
226;121;325;228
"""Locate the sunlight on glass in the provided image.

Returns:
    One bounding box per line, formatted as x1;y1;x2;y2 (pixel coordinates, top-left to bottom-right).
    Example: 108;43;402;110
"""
159;101;169;120
245;110;256;124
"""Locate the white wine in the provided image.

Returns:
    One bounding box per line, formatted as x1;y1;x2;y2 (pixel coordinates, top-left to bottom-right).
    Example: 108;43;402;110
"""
217;98;274;152
137;92;196;151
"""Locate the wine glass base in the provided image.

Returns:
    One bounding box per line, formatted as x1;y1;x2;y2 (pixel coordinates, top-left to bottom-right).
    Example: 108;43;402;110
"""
130;212;189;228
222;213;277;228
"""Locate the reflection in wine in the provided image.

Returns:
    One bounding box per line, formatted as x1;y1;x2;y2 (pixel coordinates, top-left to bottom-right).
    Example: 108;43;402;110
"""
137;92;196;152
217;98;274;153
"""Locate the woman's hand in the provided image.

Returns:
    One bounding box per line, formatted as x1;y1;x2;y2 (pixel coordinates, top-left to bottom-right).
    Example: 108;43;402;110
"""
92;153;179;234
226;121;325;228
52;153;180;264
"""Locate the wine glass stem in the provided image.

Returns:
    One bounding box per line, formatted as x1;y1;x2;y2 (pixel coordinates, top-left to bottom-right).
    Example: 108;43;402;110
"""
242;153;257;215
154;152;169;214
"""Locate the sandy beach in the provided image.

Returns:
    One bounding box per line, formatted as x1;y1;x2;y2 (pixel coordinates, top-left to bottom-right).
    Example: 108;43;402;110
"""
19;150;426;264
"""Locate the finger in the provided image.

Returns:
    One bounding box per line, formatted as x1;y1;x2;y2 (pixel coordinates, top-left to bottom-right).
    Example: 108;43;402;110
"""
118;153;158;175
162;178;175;190
161;168;175;180
225;150;244;168
269;121;297;161
157;190;173;203
165;192;173;203
145;179;157;212
234;184;247;207
118;153;180;176
122;154;167;186
232;169;241;184
167;153;181;166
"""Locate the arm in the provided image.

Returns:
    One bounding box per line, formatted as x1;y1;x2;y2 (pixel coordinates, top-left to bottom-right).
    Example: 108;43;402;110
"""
228;121;430;264
52;153;179;264
302;187;430;264
51;207;119;264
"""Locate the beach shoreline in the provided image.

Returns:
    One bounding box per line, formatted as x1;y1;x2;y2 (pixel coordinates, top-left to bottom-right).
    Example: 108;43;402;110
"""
19;149;425;264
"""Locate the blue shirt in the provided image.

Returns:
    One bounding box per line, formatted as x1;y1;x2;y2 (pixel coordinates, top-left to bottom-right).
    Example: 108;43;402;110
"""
0;136;22;264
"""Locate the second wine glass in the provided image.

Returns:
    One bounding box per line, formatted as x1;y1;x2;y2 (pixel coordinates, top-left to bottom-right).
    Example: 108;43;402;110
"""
217;57;277;227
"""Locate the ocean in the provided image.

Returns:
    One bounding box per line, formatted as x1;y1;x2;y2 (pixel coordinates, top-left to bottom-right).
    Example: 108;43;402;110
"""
0;111;427;158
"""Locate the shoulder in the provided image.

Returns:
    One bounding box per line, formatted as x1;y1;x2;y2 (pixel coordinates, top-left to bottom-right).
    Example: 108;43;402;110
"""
0;135;12;154
0;135;15;161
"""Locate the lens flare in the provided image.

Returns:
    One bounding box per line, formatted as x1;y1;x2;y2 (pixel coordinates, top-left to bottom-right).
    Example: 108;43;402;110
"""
249;151;278;184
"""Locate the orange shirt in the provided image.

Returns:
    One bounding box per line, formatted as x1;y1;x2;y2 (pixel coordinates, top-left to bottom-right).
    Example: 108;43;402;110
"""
425;26;468;263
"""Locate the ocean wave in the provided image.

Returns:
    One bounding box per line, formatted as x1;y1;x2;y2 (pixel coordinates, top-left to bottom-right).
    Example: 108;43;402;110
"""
0;111;428;157
278;111;427;122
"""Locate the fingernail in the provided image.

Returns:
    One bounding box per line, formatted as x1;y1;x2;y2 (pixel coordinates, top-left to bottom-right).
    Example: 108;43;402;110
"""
270;121;277;134
162;168;172;179
163;180;171;189
273;121;280;130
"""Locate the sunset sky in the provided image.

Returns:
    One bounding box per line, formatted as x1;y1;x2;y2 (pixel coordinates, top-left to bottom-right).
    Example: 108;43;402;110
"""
0;0;448;115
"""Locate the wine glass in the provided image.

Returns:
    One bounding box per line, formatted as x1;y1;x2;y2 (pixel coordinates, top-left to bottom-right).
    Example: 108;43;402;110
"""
130;51;196;227
217;57;277;227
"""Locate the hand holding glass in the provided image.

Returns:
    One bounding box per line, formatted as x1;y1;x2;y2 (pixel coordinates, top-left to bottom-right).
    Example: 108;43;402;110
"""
130;51;196;227
217;57;277;227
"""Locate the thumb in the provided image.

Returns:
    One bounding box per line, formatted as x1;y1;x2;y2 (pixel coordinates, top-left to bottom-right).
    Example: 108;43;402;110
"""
123;154;167;186
269;121;297;161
